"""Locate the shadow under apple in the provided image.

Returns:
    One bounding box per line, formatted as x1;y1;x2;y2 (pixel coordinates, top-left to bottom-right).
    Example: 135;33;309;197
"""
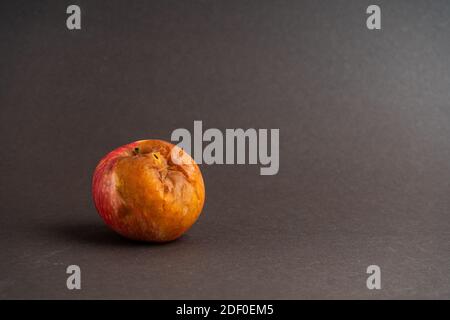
44;220;188;248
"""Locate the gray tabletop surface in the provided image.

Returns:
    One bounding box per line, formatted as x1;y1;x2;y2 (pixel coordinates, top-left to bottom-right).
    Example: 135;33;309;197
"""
1;0;449;299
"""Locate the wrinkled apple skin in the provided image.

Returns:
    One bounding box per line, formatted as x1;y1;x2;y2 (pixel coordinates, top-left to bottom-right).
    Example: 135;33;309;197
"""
92;140;205;242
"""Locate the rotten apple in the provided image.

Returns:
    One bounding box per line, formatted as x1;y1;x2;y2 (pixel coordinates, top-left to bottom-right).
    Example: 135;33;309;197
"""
92;139;205;242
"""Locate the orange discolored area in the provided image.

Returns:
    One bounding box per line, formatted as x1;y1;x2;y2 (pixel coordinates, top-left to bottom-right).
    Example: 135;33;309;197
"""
92;140;205;242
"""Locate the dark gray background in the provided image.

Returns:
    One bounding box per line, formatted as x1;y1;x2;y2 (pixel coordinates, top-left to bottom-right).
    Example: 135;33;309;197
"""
1;0;449;299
